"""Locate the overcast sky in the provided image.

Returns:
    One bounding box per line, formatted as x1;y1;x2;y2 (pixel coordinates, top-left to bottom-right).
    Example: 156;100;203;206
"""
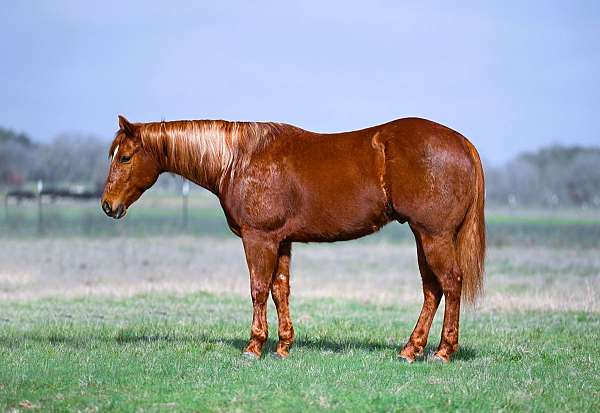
1;1;598;164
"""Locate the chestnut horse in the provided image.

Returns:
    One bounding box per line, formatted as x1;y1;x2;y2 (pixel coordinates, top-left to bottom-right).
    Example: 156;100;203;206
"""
101;115;485;363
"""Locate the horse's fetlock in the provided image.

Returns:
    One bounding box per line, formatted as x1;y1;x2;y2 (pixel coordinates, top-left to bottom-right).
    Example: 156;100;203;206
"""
251;327;268;343
279;327;294;343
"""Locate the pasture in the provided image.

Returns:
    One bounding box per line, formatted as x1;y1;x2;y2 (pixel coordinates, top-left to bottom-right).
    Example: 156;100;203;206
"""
0;193;599;411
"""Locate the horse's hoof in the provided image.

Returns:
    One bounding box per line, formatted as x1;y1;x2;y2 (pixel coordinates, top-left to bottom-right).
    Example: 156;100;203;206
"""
431;353;449;364
272;352;288;360
397;354;415;364
242;351;260;360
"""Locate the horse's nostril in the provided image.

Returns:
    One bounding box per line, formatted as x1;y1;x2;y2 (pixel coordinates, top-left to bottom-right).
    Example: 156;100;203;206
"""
102;201;112;215
115;204;125;219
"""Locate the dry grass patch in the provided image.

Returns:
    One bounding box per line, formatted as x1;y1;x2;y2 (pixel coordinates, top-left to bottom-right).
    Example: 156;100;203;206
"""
0;237;597;312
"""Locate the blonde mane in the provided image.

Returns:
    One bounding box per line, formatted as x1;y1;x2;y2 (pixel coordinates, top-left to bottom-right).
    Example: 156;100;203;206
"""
134;120;297;189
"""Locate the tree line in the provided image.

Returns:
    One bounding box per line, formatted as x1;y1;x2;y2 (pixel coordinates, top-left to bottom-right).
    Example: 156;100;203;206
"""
486;145;600;207
0;127;178;193
1;126;598;206
0;127;108;191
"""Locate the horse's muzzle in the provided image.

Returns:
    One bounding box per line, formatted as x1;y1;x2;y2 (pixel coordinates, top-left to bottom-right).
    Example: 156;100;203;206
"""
102;200;126;219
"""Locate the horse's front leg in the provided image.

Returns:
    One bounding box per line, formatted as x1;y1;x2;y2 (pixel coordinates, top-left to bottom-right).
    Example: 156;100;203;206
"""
241;231;279;358
271;241;294;358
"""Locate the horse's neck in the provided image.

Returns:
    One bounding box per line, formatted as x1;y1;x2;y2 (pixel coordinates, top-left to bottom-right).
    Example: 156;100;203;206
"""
165;158;222;195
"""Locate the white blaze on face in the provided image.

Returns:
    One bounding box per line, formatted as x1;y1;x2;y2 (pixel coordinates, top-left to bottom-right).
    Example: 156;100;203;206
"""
112;145;119;162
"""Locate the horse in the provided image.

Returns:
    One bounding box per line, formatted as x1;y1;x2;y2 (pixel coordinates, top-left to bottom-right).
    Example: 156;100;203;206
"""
101;115;485;363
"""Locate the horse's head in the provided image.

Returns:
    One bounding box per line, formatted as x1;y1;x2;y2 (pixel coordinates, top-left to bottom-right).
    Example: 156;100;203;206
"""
101;116;161;219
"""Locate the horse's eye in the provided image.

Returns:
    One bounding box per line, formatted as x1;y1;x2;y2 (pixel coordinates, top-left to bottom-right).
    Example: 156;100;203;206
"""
119;155;131;163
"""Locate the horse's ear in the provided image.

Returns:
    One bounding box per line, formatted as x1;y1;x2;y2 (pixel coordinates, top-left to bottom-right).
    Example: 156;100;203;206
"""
118;115;135;136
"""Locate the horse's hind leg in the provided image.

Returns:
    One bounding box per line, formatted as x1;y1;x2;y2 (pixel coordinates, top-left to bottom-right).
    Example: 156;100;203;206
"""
399;227;443;363
271;241;294;358
418;232;463;363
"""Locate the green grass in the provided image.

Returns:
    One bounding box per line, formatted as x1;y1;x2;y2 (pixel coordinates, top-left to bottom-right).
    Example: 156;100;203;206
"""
1;293;598;412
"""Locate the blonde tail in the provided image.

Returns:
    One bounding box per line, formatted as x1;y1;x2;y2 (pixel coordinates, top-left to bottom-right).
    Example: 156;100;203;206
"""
457;139;486;304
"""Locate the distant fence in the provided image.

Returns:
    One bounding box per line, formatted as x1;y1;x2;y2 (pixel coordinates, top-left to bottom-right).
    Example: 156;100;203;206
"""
5;188;101;202
1;180;228;238
4;187;102;235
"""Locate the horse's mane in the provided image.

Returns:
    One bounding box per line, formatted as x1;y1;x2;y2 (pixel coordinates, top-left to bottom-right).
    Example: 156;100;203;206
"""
113;119;300;188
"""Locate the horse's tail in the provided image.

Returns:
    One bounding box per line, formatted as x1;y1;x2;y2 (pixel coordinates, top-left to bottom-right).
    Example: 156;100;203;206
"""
456;138;486;304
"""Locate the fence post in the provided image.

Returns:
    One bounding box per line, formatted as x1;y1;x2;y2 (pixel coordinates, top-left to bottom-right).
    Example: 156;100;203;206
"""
36;179;43;235
182;179;190;231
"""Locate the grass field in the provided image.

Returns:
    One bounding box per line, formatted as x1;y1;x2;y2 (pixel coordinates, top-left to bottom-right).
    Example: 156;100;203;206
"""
1;193;599;411
1;294;599;412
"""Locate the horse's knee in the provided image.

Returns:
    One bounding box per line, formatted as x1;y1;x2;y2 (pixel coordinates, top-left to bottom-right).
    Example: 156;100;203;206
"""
272;274;290;299
251;278;271;303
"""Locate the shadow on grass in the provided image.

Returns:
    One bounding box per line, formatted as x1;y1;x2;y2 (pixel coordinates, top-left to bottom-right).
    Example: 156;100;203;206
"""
0;331;478;360
419;344;477;361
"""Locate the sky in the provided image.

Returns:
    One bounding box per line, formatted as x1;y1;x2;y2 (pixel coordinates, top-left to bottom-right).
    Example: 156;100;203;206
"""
1;1;599;165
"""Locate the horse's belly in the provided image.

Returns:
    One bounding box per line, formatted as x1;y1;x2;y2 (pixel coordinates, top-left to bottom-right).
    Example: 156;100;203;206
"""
287;220;388;242
285;187;391;242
